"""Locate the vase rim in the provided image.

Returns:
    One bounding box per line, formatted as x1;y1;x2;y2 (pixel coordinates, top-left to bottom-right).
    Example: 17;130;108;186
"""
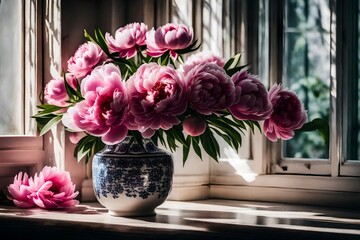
95;152;172;158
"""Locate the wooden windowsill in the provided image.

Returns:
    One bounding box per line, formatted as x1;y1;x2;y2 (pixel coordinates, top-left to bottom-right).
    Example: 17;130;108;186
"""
0;199;359;240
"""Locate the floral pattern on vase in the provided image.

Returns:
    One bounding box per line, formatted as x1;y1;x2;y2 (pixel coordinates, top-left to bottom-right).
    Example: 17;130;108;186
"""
92;137;174;217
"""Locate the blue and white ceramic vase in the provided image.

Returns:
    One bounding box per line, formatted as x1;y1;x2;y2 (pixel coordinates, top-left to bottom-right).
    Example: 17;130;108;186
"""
92;136;174;217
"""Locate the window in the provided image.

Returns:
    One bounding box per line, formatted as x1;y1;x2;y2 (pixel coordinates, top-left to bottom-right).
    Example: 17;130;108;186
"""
283;0;330;160
0;0;24;135
208;0;360;207
336;0;360;176
0;0;43;191
268;0;333;175
264;0;360;178
2;0;357;207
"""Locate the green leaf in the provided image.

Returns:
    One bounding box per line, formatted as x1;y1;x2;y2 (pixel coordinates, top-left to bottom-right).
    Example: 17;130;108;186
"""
84;29;96;43
63;73;78;102
33;114;57;130
177;55;184;65
36;104;59;110
214;116;245;132
32;105;62;118
252;121;262;133
166;130;177;152
94;28;111;55
224;53;242;70
244;120;255;134
200;128;220;162
176;39;202;54
73;135;104;163
182;136;191;166
151;134;159;146
230;116;247;130
225;64;249;77
192;137;202;160
89;138;105;164
77;146;92;163
295;118;329;146
209;119;242;151
161;53;170;66
39;114;62;136
155;129;166;148
74;135;92;158
168;125;186;145
211;127;234;149
129;130;145;149
207;117;243;145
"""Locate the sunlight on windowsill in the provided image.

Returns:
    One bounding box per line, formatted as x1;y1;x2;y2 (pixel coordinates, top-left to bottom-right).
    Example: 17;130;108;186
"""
220;146;258;182
0;199;358;239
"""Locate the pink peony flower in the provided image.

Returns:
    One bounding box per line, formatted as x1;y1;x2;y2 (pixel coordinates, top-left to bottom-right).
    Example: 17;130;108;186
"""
105;22;148;59
44;74;78;107
7;172;34;208
185;62;235;115
146;23;193;58
67;41;106;79
127;63;187;136
181;51;226;75
183;116;206;137
62;63;129;145
229;70;273;121
264;84;307;141
27;166;79;209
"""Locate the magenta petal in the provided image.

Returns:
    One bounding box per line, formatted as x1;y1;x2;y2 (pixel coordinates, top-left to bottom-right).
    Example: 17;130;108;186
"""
101;124;128;145
263;84;307;141
13;199;34;208
141;128;155;138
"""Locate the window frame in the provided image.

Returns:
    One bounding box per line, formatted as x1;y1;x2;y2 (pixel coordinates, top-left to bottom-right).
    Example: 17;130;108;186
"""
335;0;360;176
209;0;360;208
265;0;360;178
0;0;46;194
0;0;44;168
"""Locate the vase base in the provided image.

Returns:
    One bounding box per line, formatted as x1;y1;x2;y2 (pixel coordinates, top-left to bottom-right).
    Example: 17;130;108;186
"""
108;210;156;217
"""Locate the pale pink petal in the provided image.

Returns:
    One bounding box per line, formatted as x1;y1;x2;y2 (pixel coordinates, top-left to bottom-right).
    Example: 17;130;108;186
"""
146;23;193;57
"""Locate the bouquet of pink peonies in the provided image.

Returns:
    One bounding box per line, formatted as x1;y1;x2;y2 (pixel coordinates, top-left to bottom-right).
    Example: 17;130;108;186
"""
33;22;308;164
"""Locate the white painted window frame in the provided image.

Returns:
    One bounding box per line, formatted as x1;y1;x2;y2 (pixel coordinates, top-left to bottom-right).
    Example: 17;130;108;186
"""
0;0;45;192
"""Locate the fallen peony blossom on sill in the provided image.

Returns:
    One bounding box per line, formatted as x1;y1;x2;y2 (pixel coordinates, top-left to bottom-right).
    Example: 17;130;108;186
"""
7;166;79;209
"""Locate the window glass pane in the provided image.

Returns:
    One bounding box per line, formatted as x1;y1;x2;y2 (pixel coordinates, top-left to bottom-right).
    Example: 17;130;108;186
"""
259;0;269;88
0;0;23;135
357;0;360;160
283;0;330;159
346;0;360;161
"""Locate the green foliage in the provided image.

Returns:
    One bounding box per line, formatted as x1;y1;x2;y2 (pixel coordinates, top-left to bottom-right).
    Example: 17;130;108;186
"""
74;135;105;164
296;117;329;147
224;53;248;76
32;74;84;136
150;110;260;165
286;77;330;158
